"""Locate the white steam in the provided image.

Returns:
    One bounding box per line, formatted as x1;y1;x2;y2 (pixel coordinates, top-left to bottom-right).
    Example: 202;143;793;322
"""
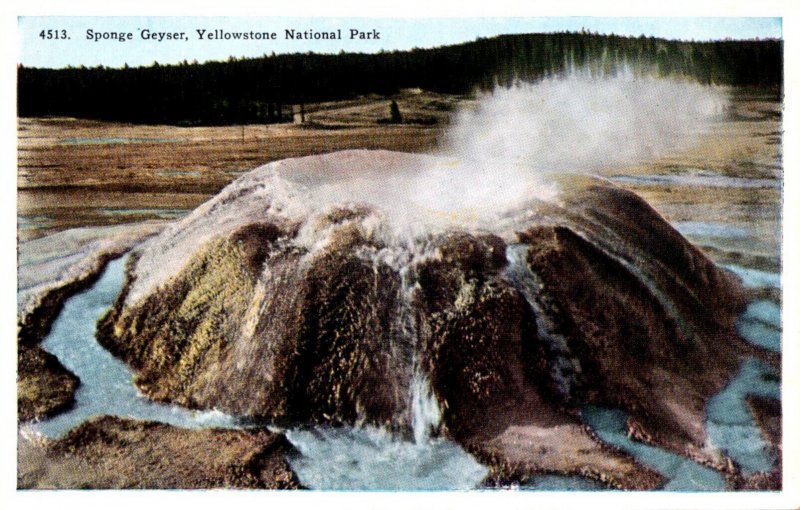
445;71;727;172
411;71;729;217
284;70;729;228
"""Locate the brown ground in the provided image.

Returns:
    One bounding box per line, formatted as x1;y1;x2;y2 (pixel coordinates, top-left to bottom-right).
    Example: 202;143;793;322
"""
464;387;664;490
747;395;782;447
601;87;782;272
18;90;456;241
17;344;78;422
17;416;301;489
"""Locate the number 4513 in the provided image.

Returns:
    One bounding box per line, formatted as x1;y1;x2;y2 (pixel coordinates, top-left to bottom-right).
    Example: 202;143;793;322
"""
39;29;68;40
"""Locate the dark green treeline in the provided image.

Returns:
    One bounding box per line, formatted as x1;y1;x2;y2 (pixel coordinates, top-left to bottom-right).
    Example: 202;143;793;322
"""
18;32;782;126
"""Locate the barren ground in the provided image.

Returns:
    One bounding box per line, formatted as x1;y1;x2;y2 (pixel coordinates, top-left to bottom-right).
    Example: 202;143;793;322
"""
18;90;462;241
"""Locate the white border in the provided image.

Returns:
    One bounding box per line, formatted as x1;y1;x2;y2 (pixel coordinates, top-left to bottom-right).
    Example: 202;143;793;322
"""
3;1;799;509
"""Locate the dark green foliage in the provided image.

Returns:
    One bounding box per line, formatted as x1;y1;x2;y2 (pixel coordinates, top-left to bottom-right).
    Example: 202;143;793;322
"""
18;32;782;125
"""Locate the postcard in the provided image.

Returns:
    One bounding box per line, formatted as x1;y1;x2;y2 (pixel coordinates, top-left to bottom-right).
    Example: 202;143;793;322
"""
10;5;798;509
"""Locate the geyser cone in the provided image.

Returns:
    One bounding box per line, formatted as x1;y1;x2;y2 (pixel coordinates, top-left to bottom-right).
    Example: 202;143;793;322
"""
95;62;753;488
96;149;754;487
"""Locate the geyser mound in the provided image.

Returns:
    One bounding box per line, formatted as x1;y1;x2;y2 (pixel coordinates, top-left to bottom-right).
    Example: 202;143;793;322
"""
93;62;743;487
97;149;753;484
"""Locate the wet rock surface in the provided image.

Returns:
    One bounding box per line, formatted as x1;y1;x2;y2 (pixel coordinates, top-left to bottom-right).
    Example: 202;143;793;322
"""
71;151;764;487
522;223;739;448
413;232;534;440
99;210;411;429
514;182;753;454
734;395;782;490
18;416;300;489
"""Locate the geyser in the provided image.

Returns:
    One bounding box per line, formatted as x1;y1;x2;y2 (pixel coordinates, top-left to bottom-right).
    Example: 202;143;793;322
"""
96;151;755;484
92;75;768;487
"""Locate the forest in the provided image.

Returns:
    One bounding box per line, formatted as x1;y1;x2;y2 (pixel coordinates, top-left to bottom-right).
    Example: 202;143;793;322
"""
17;32;782;126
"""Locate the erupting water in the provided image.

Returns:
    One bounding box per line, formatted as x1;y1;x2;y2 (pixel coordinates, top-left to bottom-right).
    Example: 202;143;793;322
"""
409;371;442;445
126;71;729;306
284;426;488;490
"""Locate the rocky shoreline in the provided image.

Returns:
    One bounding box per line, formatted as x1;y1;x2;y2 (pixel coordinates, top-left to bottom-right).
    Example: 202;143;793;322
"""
17;223;166;420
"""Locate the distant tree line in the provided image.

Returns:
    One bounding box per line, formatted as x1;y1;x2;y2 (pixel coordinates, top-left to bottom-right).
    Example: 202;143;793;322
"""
17;32;782;126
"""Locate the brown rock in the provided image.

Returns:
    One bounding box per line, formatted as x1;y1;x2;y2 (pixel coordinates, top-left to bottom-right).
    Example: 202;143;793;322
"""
518;186;751;457
89;153;760;488
411;232;663;489
18;416;301;489
17;344;79;422
99;211;410;429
